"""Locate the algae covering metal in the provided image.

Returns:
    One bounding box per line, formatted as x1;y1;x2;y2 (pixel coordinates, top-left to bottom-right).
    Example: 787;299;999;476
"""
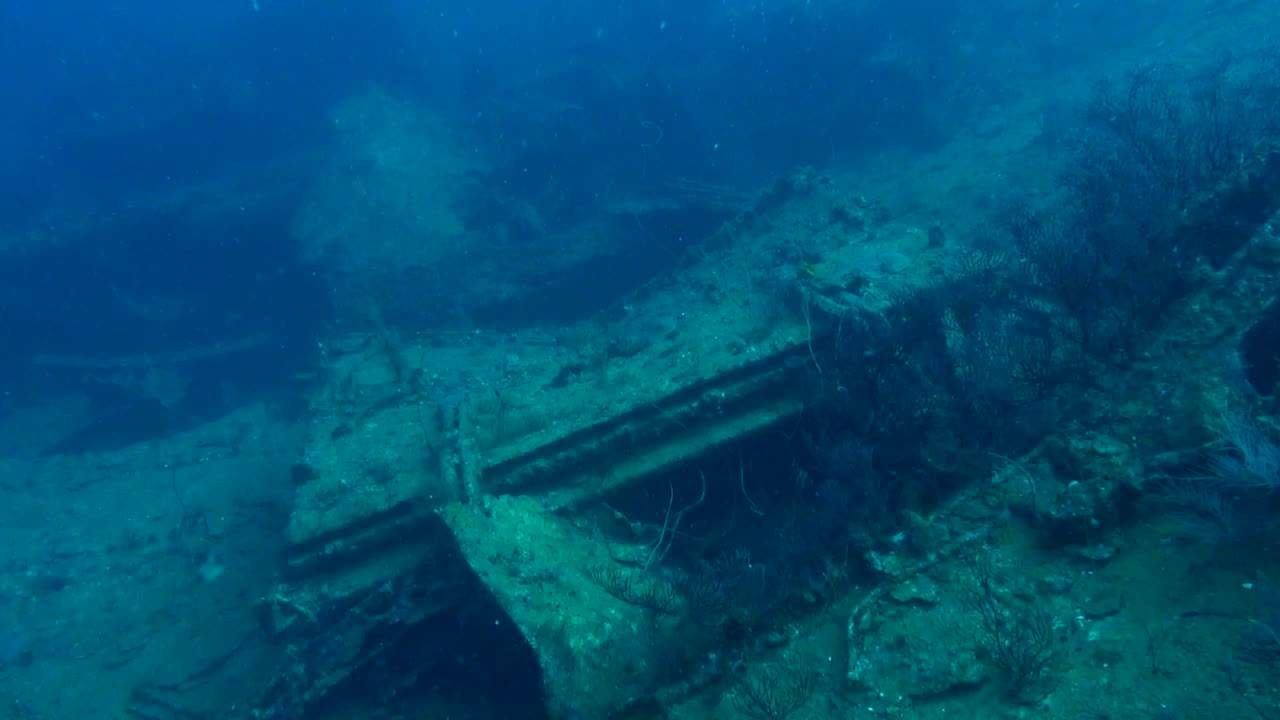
255;171;942;717
250;140;1280;718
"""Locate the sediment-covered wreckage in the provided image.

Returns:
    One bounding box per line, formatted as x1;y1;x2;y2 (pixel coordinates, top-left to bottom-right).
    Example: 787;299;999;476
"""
251;142;1280;719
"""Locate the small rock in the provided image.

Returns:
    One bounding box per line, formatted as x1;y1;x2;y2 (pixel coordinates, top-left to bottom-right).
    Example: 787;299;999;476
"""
1036;574;1074;596
906;511;951;556
1069;543;1117;564
889;576;940;606
1080;591;1124;619
867;550;906;579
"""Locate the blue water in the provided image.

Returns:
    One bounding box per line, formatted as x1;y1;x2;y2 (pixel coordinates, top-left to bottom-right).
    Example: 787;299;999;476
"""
0;0;1161;372
2;1;1279;718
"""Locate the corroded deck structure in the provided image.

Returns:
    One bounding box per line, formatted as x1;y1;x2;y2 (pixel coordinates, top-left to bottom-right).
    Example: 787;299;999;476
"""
257;173;948;717
255;145;1280;718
